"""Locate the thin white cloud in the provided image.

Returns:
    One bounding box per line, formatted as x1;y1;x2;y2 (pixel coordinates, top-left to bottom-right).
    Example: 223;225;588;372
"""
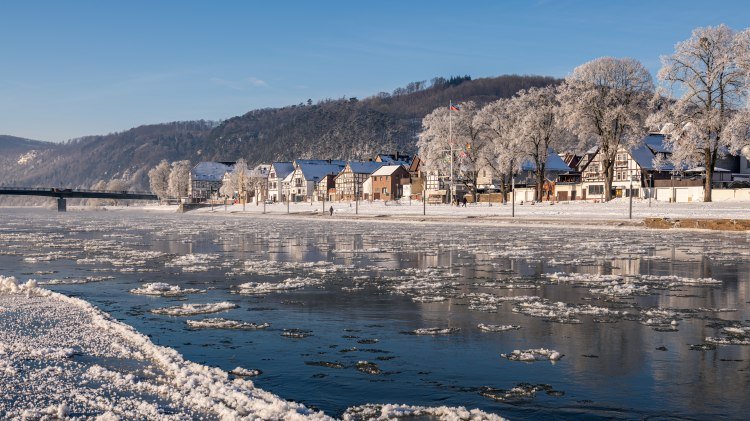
210;76;268;90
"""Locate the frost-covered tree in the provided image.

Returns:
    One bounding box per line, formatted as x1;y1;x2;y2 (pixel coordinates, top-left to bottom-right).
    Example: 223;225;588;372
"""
220;159;252;201
148;160;171;199
511;86;573;201
168;160;191;199
559;57;654;201
654;25;750;201
417;101;491;200
475;98;525;202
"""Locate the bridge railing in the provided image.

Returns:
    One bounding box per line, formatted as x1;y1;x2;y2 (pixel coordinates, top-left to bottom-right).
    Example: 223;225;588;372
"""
0;186;156;195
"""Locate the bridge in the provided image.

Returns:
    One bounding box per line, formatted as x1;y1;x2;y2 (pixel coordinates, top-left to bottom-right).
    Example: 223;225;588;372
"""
0;187;158;212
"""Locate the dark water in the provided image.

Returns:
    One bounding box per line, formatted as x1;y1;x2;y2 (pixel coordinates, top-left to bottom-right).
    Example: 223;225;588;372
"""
1;208;749;419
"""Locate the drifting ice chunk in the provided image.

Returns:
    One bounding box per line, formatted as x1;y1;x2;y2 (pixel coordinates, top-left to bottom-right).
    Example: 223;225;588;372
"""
229;367;262;377
407;327;461;335
150;302;238;316
477;324;521;332
342;404;505;420
236;277;323;294
130;282;205;296
186;318;270;330
282;329;313;338
355;361;382;375
501;348;563;362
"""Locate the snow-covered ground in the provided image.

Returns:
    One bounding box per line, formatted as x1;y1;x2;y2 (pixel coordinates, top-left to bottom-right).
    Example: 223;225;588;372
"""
0;275;505;420
91;198;750;223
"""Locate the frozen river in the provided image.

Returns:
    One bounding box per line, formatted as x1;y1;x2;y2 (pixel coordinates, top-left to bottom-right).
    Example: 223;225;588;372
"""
1;208;749;419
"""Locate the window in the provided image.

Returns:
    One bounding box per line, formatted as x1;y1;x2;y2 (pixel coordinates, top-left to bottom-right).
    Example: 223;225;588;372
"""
382;187;388;194
588;185;604;195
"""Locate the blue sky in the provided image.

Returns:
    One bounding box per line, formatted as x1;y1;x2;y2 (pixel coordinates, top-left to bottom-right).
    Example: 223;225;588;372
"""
1;0;747;141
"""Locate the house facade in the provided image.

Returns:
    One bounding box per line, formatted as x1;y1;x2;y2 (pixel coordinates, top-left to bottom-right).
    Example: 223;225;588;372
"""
334;161;384;201
267;162;294;202
288;160;347;201
578;134;678;200
370;165;411;201
189;161;233;201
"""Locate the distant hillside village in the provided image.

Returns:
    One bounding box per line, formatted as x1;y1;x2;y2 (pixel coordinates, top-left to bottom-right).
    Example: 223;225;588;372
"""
150;133;750;207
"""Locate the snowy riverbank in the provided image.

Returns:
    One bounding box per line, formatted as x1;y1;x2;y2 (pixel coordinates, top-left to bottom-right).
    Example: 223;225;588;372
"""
0;276;504;420
53;198;750;231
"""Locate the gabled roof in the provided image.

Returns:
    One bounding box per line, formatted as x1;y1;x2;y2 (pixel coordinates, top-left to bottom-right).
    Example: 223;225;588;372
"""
347;161;384;174
630;133;677;171
270;162;294;179
295;161;347;181
376;154;412;166
521;150;572;172
191;162;232;182
294;159;347;167
371;165;407;176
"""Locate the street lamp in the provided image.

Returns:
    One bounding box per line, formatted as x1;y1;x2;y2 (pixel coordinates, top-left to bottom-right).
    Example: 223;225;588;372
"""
629;176;634;219
511;175;515;218
648;173;653;208
422;172;426;216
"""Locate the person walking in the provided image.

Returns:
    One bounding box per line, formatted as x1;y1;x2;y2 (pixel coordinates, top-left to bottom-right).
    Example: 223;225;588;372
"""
329;206;334;216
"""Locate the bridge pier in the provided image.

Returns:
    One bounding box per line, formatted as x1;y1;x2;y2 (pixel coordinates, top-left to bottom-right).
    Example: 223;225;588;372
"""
57;197;66;212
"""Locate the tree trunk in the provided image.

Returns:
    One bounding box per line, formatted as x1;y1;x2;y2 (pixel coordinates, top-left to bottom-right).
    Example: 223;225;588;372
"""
500;174;507;204
536;166;545;202
603;161;614;201
704;166;713;202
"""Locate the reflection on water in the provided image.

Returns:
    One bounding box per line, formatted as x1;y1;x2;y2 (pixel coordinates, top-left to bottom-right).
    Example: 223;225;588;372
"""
1;208;749;419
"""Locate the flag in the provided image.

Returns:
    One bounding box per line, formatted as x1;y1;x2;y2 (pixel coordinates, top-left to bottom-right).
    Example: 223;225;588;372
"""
450;104;460;112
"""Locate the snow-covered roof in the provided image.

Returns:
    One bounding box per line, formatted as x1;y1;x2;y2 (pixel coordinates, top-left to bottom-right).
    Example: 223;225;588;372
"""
376;154;412;166
685;166;732;173
371;165;406;176
191;162;232;182
347;161;385;174
296;161;347;181
270;162;294;179
294;159;347;167
521;150;572;172
630;134;678;171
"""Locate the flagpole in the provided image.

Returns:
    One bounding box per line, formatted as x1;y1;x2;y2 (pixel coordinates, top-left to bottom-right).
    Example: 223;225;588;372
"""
449;100;453;205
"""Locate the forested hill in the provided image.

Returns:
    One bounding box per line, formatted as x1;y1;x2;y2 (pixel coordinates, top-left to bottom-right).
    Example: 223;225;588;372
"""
206;75;558;164
0;74;557;191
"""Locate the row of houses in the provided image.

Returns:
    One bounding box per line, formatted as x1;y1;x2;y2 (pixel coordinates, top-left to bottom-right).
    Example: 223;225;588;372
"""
479;133;750;202
188;153;417;203
187;134;750;204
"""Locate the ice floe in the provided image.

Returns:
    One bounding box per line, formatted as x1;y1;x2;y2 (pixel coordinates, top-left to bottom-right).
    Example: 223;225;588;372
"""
186;318;270;330
236;277;324;294
342;404;505;420
229;366;262;377
406;327;461;335
150;302;238;316
130;282;206;296
477;324;521;332
500;348;563;362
